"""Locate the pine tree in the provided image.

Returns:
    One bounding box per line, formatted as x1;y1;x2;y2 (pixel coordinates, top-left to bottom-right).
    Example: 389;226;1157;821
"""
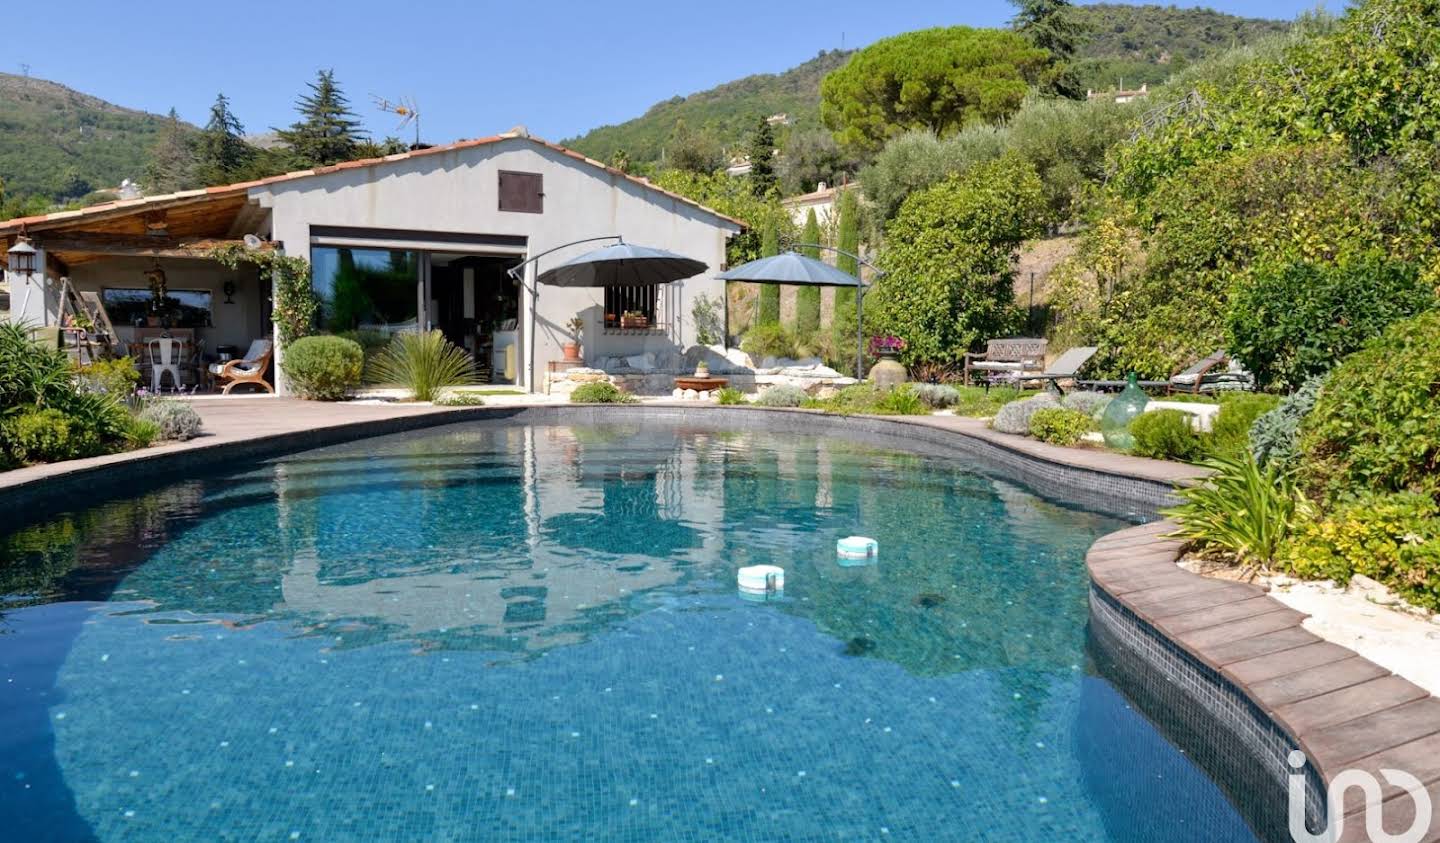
795;208;822;334
757;217;781;326
1011;0;1087;99
195;93;253;186
276;69;363;168
747;117;777;197
144;108;198;194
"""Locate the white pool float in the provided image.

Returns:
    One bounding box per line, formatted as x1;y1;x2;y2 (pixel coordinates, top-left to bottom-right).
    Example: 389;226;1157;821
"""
737;565;784;593
836;536;878;560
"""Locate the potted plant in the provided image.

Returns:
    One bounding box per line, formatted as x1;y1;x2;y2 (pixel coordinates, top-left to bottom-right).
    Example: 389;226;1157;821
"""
867;335;908;389
563;316;584;361
695;360;710;378
621;310;649;330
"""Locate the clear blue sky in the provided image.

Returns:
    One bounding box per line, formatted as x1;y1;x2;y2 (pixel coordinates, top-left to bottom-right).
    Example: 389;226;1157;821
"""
14;0;1343;144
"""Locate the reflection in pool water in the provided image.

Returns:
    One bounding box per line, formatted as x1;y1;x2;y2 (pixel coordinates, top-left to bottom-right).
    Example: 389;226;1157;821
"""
0;421;1261;841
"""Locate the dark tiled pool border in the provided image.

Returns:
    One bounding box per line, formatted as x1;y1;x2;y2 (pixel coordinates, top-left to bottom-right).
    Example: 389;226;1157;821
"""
5;402;1438;839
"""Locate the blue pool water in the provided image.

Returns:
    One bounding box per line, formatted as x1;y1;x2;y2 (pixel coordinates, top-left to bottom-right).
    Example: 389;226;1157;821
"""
0;421;1262;841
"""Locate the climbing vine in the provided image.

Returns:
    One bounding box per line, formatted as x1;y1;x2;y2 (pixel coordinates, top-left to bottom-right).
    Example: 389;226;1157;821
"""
208;244;318;347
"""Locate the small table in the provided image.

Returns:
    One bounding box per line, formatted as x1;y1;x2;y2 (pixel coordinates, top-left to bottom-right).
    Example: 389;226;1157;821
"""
673;376;729;392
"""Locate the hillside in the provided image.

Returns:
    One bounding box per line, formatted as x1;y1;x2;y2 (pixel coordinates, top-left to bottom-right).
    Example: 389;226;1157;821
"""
565;4;1289;167
563;50;851;167
1070;3;1291;91
0;73;198;202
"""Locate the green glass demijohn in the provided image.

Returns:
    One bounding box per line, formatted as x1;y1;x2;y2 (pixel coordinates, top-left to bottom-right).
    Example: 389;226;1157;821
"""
1100;372;1149;450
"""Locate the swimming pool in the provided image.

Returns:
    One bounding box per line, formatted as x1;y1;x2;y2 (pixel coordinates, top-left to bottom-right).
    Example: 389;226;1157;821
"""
0;420;1262;841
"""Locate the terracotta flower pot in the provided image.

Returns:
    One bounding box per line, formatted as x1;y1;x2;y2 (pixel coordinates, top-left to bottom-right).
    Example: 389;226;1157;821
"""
868;351;907;390
562;342;582;362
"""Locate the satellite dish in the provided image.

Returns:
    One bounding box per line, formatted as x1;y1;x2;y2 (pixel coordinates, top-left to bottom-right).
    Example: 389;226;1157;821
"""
243;234;263;250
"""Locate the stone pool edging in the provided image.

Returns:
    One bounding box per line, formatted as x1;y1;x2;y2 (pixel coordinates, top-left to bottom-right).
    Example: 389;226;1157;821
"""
1088;521;1440;841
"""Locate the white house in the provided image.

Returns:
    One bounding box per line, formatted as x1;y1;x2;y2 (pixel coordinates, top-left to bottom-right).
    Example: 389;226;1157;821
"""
0;131;744;394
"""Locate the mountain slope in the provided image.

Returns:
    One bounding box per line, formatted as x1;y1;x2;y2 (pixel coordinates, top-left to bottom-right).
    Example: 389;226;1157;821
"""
565;4;1289;167
563;50;851;167
0;73;194;201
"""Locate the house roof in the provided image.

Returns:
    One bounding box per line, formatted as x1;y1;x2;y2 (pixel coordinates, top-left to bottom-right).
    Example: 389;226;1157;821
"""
0;133;747;236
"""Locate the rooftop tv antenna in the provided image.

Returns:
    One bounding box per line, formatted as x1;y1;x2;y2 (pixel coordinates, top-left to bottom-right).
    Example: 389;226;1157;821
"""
371;94;421;147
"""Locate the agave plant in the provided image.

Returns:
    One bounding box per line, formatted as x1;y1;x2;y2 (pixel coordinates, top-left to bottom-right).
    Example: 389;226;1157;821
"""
1163;452;1304;571
371;330;476;402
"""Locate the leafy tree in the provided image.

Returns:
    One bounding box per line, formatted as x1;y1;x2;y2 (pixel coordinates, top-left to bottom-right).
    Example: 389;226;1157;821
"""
195;93;253;186
820;27;1048;156
1011;0;1087;98
276;69;363;168
647;168;795;267
795;209;822;333
1226;254;1434;392
56;167;92;200
144;108;197;194
665;119;724;174
778;129;856;195
871;155;1046;364
859;126;1008;220
757;217;781;326
747;117;777;196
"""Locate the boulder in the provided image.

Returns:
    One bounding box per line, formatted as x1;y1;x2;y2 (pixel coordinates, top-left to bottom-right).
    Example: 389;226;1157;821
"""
724;348;755;371
625;353;657;372
683;388;699;400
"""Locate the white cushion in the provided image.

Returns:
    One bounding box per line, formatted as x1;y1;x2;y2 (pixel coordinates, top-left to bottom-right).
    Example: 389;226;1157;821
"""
970;361;1024;372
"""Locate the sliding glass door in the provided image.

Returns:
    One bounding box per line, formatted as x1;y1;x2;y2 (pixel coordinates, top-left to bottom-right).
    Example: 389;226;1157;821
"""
310;247;422;337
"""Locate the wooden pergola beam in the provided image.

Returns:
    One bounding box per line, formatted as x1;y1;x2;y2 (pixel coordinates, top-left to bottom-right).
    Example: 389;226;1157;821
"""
32;233;268;260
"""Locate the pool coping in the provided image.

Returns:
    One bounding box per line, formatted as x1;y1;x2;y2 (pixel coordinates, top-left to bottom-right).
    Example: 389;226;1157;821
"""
5;399;1437;835
1089;523;1440;838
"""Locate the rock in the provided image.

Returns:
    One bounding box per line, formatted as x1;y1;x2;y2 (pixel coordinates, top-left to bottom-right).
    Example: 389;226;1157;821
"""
672;388;684;399
683;388;698;400
626;353;657;371
811;386;838;400
723;348;754;370
698;390;710;400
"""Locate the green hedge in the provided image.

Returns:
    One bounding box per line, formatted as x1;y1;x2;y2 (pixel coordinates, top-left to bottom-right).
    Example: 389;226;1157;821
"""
1129;409;1204;461
1028;407;1094;446
281;336;364;400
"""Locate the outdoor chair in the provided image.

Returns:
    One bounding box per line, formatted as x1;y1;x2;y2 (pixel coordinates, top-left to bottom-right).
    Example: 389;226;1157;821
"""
1166;351;1254;394
963;338;1047;386
209;339;274;394
147;337;183;393
1027;347;1098;395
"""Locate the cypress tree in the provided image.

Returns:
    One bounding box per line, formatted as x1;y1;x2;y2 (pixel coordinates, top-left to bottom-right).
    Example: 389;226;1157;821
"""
144;108;197;194
834;189;860;312
1010;0;1087;99
795;208;822;334
757;217;781;326
748;117;777;197
195;93;253;186
276;69;363;168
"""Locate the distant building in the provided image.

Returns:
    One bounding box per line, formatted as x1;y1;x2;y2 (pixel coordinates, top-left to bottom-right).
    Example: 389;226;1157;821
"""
781;181;858;227
725;155;752;177
766;113;792;127
1087;84;1149;104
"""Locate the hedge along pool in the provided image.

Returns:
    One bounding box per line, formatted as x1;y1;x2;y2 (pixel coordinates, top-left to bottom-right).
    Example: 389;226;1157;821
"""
0;419;1264;841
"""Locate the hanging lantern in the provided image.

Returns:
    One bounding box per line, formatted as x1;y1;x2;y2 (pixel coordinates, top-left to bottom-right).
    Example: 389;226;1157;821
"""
7;237;37;275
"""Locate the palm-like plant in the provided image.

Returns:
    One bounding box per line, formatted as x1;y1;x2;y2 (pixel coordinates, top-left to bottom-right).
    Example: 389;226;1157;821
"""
371;330;476;402
1164;453;1303;574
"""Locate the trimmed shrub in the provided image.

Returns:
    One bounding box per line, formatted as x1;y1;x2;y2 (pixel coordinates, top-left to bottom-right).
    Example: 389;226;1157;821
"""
1129;409;1204;462
5;408;79;464
714;387;747;405
1281;492;1440;611
756;384;807;408
740;324;799;361
1207;393;1280;459
1298;310;1440;505
1250;377;1323;471
1227;255;1434;392
139;399;204;441
990;393;1058;435
569;382;635;404
873;386;928;415
372;330;477;402
335;329;392;383
912;383;960;409
1028;407;1094;446
282;335;364;400
1166;454;1301;567
124;416;161;448
1060;390;1112;420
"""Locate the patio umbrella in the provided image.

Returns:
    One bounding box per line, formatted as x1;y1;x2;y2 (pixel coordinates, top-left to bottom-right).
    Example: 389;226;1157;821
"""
536;242;707;288
718;251;870;379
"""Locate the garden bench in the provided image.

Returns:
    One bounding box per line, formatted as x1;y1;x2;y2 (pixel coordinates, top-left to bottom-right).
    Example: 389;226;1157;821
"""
963;338;1047;386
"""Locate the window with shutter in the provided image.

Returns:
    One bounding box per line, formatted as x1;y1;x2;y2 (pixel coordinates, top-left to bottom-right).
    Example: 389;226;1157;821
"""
498;171;543;213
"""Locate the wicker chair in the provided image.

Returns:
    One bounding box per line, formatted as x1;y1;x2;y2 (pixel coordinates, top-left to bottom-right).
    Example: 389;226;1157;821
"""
208;339;274;394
